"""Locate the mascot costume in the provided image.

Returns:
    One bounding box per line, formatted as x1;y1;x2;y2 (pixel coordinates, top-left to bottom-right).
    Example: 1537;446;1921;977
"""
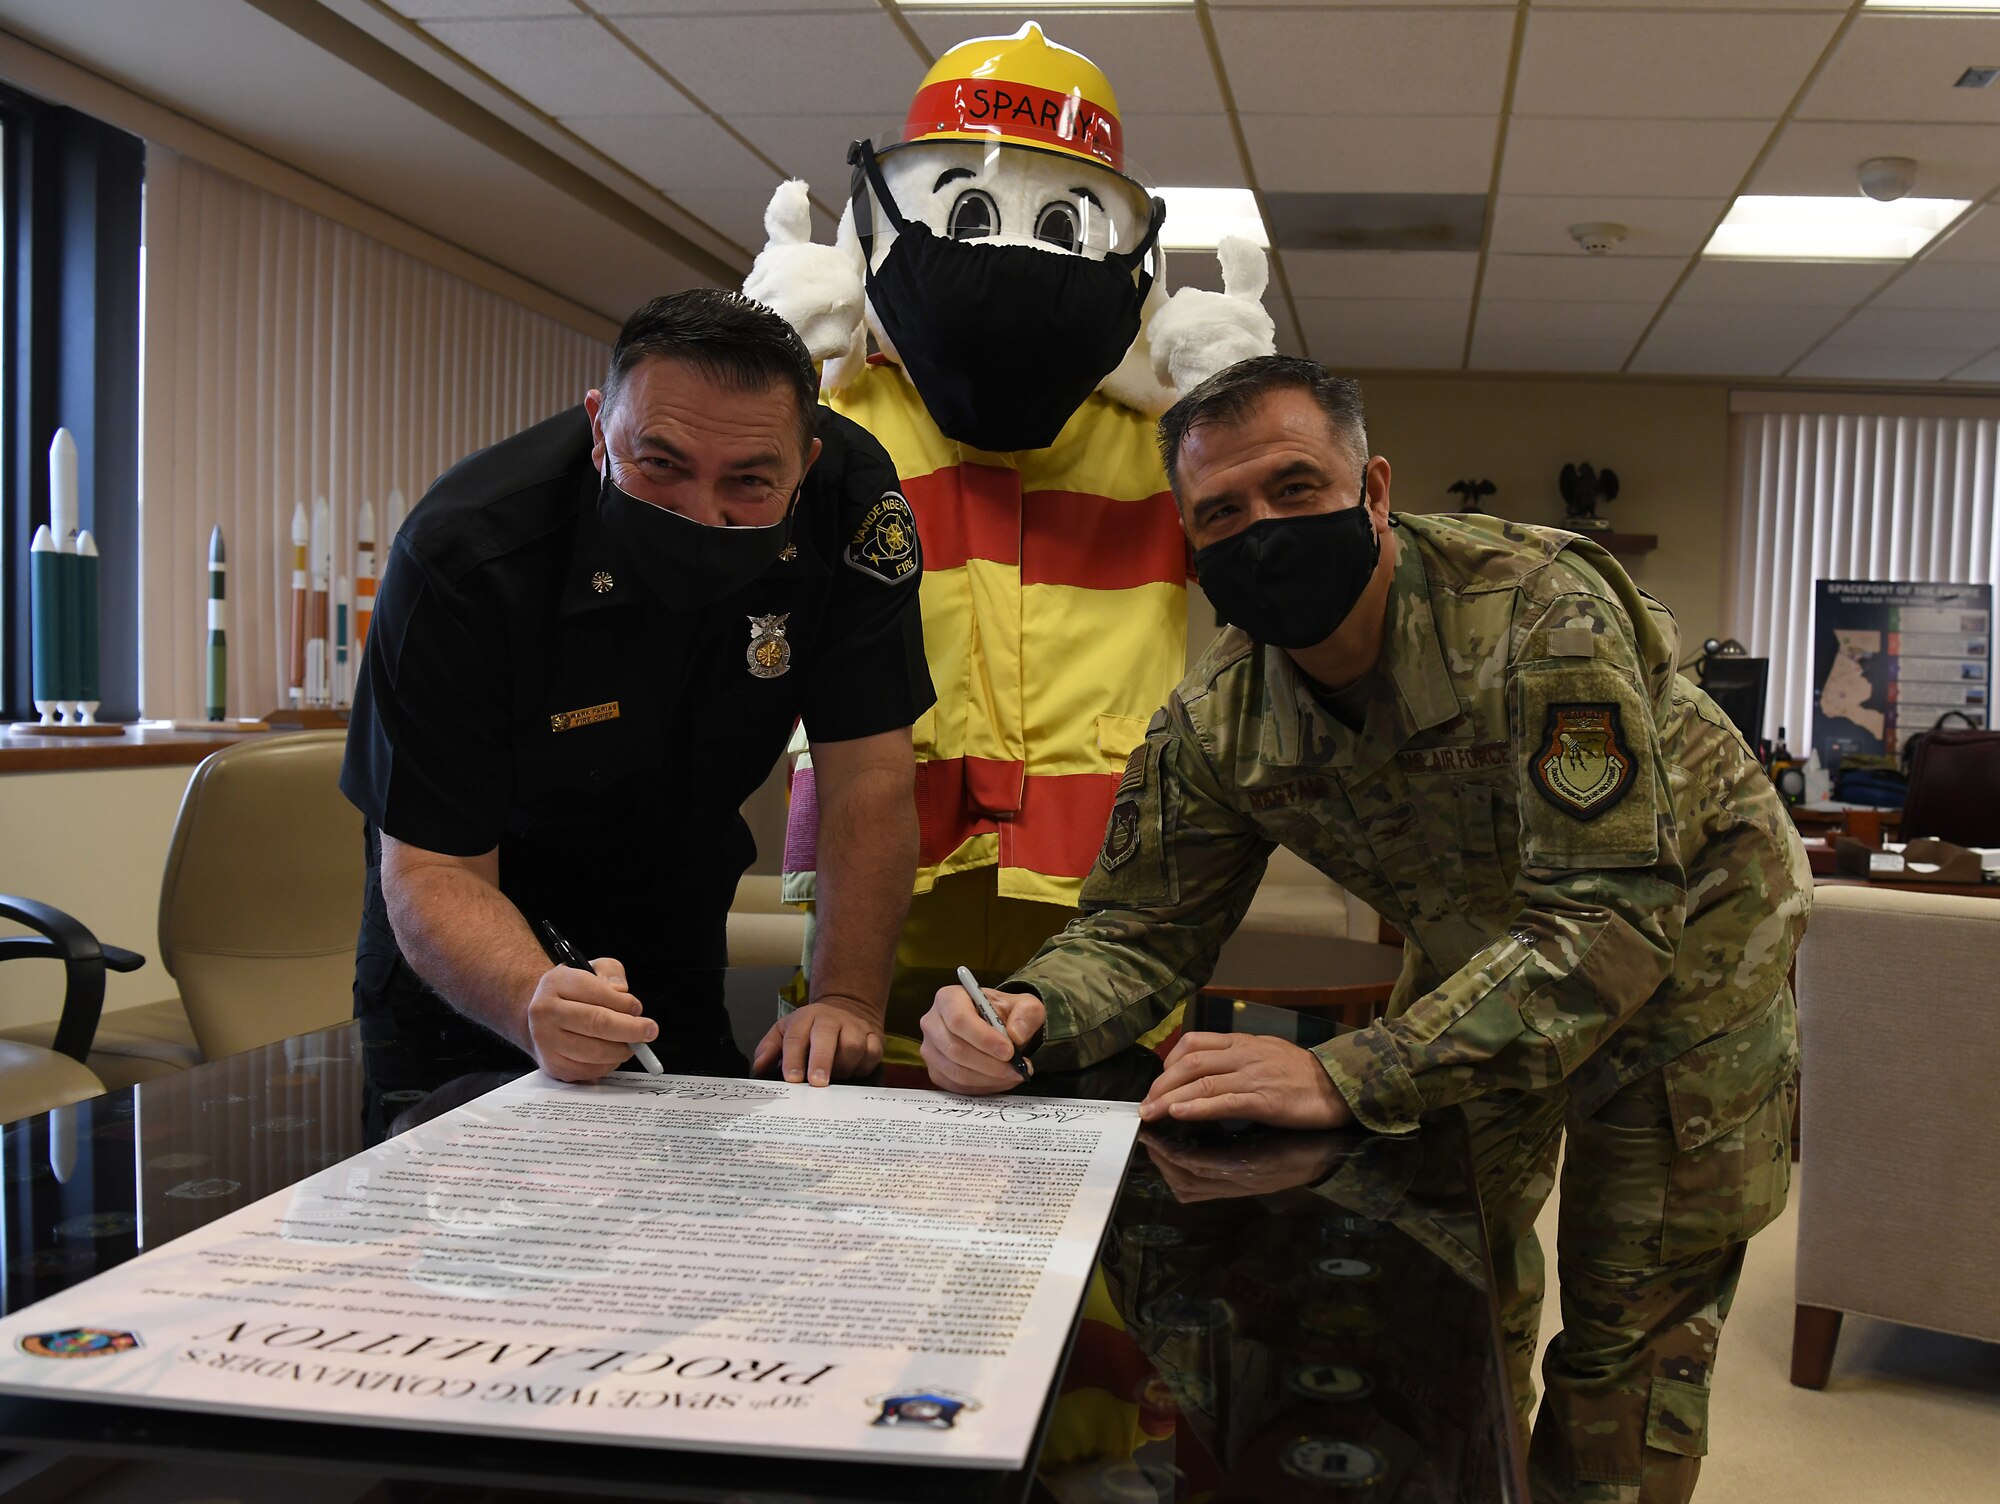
746;23;1275;1059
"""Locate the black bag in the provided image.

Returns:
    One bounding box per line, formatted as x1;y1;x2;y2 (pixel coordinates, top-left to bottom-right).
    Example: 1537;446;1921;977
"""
1900;711;2000;847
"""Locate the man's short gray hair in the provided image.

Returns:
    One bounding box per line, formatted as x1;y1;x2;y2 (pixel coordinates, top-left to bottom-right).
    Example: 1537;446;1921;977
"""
1157;356;1369;498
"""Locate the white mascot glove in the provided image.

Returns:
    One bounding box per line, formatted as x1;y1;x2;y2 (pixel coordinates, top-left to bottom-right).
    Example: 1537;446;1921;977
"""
1146;235;1278;398
743;180;865;365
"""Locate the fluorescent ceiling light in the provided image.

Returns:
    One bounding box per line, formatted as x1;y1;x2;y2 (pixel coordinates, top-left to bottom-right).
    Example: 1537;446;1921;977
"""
1156;187;1268;251
1865;2;2000;12
1703;195;1969;262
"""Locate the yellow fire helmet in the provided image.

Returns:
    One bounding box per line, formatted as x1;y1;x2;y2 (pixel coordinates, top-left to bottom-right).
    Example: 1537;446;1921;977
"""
891;22;1140;190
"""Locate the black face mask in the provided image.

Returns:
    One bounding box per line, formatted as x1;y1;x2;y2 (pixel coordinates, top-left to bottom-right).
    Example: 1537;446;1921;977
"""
848;139;1166;454
1193;503;1381;649
597;465;798;610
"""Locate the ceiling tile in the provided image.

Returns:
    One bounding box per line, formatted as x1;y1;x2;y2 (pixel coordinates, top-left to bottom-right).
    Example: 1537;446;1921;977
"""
1475;300;1656;343
1467;335;1635;374
1283;250;1479;301
1924;206;2000;264
390;1;579;17
1215;6;1516;117
1479;252;1684;302
565;113;778;194
1676;259;1898;307
616;12;918;116
1245;115;1497;195
671;188;839;257
1801;15;2000;125
1501;118;1768;198
1166;252;1226;296
1945;351;2000;383
1513;8;1838;121
1628;301;1848;374
1488;195;1725;258
1125;115;1247;189
599;2;877;13
421;17;700;116
1791;345;1985;380
1751;121;2000;201
907;10;1225;119
1294;297;1469;369
1533;1;1845;9
1872;259;2000;312
730;114;885;206
1824;306;2000;349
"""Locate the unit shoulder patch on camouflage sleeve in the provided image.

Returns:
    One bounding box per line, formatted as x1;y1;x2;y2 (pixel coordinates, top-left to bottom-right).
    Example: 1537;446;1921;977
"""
843;490;921;586
1514;659;1661;869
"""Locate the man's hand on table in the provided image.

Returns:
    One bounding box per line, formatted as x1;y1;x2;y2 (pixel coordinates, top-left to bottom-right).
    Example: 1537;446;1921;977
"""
920;985;1043;1094
752;998;884;1086
1140;1033;1356;1129
1140;1127;1351;1203
527;956;659;1082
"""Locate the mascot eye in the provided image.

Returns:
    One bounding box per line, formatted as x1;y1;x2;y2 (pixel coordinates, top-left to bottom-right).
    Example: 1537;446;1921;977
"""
1034;202;1081;252
947;189;999;241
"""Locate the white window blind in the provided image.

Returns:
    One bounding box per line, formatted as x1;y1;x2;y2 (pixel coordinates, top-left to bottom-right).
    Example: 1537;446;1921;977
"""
1724;396;2000;756
139;148;609;721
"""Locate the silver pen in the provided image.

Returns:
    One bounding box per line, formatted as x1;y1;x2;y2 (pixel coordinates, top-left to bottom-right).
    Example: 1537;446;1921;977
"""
956;965;1031;1082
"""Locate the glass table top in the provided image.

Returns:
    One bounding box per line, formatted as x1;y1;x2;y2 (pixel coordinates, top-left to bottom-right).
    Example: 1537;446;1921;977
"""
0;997;1523;1503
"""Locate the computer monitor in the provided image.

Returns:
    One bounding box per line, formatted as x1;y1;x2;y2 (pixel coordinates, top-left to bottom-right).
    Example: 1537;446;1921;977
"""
1699;654;1769;751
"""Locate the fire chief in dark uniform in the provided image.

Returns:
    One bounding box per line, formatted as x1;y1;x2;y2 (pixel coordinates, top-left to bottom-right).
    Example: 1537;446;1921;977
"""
342;290;933;1097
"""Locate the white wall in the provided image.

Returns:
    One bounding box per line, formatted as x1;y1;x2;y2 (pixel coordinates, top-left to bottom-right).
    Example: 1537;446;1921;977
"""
0;766;192;1030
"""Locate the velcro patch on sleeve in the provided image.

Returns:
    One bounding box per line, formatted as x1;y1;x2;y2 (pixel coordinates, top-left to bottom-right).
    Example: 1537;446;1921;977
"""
843;490;921;586
1515;661;1660;869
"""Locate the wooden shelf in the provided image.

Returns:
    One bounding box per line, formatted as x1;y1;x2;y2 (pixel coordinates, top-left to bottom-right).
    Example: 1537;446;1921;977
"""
0;724;270;774
1581;530;1656;554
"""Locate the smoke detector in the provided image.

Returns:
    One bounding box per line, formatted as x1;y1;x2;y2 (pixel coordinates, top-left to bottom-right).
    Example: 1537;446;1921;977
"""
1569;222;1628;255
1858;156;1918;203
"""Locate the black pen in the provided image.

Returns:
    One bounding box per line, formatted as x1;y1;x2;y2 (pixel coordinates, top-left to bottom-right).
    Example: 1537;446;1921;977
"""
535;919;663;1074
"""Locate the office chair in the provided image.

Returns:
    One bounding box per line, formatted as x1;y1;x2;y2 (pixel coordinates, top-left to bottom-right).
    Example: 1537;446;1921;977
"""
157;730;364;1061
0;894;140;1122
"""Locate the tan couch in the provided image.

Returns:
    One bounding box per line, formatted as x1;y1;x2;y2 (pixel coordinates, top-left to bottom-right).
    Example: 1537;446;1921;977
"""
1790;882;2000;1387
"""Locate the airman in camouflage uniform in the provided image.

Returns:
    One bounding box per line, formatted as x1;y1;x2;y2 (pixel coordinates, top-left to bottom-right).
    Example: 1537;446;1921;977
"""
920;358;1810;1503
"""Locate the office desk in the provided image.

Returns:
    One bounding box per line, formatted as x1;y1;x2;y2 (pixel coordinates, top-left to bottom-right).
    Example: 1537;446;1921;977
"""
1;1009;1523;1502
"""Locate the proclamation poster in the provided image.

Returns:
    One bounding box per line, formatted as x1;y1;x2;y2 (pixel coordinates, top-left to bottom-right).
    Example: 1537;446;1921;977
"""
0;1076;1140;1468
1811;579;1992;769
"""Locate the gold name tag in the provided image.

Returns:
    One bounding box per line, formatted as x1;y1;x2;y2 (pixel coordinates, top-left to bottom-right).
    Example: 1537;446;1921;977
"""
550;701;619;733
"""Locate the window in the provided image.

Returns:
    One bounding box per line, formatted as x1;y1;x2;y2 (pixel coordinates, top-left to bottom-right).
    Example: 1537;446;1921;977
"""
0;86;143;723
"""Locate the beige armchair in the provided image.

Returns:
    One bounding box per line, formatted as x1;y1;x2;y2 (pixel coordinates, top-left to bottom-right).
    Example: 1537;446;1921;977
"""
1790;882;2000;1387
0;1041;103;1125
157;731;364;1062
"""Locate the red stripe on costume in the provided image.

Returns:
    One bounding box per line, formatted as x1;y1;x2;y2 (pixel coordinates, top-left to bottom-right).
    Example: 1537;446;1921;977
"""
903;464;1021;571
905;80;1123;171
917;759;1117;880
1021;489;1187;591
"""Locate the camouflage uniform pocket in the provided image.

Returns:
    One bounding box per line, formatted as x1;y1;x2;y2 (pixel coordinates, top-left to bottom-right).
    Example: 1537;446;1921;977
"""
1644;1375;1711;1458
1659;994;1798;1263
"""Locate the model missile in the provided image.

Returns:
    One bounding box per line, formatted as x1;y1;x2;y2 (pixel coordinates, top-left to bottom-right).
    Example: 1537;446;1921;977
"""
287;500;308;708
207;526;227;721
29;524;61;724
307;496;330;708
73;531;100;726
335;574;349;709
355;497;376;653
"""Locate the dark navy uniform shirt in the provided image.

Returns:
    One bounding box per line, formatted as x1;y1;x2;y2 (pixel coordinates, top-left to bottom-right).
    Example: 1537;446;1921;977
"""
341;404;933;1092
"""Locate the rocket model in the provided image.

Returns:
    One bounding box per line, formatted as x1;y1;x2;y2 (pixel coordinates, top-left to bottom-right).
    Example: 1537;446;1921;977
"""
335;574;349;709
207;526;227;721
307;496;331;708
355;498;376;655
287;501;308;709
27;429;105;727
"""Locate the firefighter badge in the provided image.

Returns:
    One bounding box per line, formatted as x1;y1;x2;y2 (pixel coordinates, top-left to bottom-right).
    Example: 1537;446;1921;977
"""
746;613;792;680
1532;703;1636;820
844;491;920;585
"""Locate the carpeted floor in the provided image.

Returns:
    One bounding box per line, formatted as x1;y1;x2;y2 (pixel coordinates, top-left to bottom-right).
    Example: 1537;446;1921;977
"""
1531;1185;2000;1503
